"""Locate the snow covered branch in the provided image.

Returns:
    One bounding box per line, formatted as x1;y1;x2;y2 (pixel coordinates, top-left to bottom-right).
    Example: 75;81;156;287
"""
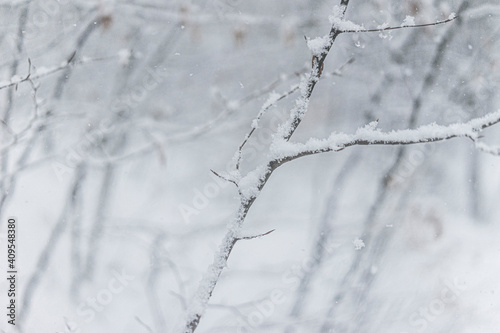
270;110;500;163
182;111;500;333
180;1;484;332
234;58;354;171
334;13;458;34
275;2;351;142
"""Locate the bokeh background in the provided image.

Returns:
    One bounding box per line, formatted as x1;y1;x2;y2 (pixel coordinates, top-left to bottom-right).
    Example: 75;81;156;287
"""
0;0;499;332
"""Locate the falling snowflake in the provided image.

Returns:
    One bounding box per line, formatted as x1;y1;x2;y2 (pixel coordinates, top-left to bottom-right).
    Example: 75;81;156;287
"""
401;15;415;27
353;238;365;250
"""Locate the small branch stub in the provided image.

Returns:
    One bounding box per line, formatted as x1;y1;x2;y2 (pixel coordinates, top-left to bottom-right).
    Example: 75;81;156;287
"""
237;229;276;241
210;169;237;187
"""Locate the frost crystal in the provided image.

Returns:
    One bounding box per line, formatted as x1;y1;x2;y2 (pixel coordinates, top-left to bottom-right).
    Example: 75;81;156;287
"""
353;238;365;250
401;15;415;27
329;5;364;32
377;22;389;30
118;49;132;66
307;36;330;55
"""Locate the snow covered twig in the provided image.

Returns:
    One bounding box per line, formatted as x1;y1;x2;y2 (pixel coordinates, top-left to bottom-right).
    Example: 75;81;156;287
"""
275;2;351;142
336;14;459;34
235;57;355;171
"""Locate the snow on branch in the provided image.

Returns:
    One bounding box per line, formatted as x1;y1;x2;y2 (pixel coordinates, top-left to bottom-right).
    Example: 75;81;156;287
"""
276;4;351;142
234;58;354;172
278;3;459;144
329;5;364;32
328;1;461;35
270;110;500;162
338;14;458;33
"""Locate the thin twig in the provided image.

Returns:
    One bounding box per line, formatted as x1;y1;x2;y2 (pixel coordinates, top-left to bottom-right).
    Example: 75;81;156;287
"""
0;54;117;91
474;141;500;156
340;15;458;34
235;57;355;171
237;229;275;241
210;169;238;186
135;316;155;333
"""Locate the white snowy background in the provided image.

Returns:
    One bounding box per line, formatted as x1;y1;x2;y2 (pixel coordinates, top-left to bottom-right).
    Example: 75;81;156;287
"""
1;0;500;332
